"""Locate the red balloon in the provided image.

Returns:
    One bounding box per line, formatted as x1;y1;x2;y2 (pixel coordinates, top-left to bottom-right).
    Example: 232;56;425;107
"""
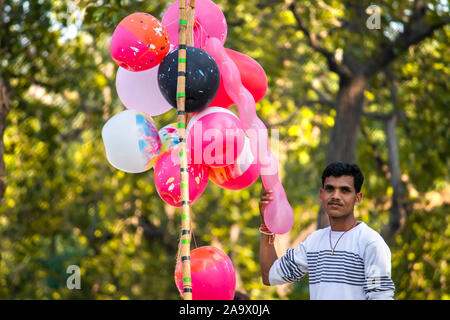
154;149;209;207
175;246;236;300
209;48;268;108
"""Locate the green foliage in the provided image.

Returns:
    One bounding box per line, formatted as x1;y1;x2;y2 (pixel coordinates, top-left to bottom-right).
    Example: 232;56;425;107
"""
0;0;448;300
392;204;450;299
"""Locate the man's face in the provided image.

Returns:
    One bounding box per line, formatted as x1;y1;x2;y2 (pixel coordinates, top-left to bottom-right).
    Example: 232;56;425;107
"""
319;175;362;218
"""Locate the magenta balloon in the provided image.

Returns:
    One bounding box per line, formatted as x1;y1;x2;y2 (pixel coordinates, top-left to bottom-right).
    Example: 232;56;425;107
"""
205;37;294;234
175;246;236;300
154;149;209;207
262;182;295;234
187;107;246;168
116;66;173;116
162;0;227;49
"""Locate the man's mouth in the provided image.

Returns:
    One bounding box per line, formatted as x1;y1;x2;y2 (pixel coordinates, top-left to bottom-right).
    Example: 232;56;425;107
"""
328;202;343;207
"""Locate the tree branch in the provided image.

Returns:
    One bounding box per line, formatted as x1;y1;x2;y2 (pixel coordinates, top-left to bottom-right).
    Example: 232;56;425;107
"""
363;67;407;123
366;3;450;75
362;111;393;121
311;86;336;108
288;3;353;78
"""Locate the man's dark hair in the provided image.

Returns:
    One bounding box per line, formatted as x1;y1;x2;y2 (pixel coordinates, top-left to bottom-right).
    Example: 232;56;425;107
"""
321;162;364;193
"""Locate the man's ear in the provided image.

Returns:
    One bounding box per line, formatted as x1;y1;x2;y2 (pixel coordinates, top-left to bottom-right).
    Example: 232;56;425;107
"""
355;192;363;205
319;187;326;205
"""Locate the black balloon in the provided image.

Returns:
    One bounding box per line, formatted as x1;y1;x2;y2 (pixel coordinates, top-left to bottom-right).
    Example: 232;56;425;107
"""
158;46;220;113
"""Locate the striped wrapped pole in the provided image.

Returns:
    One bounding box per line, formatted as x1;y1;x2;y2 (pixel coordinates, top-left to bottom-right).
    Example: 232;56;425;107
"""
177;0;196;300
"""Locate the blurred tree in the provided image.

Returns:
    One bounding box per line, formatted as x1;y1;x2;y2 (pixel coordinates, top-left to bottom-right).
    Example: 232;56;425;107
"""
281;0;449;229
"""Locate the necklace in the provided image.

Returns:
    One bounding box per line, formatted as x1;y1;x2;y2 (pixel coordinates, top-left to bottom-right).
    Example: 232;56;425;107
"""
329;220;358;255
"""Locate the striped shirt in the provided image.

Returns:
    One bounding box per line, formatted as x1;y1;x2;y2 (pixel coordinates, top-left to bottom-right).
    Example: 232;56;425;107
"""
269;222;395;300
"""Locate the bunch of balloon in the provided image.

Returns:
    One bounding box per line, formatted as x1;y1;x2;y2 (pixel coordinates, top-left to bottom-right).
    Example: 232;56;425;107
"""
101;0;295;301
101;1;240;301
102;9;220;208
163;0;294;234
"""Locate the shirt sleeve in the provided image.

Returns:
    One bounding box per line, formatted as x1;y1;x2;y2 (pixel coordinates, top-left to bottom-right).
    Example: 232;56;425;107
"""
363;240;395;300
268;242;308;286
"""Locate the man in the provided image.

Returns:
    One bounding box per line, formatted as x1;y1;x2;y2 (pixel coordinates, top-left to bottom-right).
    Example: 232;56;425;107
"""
259;162;395;300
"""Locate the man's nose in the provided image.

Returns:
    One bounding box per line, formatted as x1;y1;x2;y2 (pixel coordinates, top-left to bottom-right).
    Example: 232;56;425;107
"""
331;190;342;199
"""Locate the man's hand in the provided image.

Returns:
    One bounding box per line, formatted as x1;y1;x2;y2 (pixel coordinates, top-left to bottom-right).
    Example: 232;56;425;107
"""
259;188;273;224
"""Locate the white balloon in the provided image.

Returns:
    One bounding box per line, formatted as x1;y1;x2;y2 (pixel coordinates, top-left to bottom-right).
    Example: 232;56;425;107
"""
115;66;173;116
102;110;161;173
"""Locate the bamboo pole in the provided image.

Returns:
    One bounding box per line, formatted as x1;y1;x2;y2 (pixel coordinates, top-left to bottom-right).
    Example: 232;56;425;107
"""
177;0;195;301
187;1;195;47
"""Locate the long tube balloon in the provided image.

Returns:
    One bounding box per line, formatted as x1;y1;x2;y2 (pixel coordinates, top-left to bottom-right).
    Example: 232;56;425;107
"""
205;37;294;234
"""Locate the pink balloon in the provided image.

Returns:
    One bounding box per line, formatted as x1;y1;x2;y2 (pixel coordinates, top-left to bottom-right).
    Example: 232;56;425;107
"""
209;137;260;190
162;0;227;49
116;66;173;116
205;37;294;234
187;107;246;168
154;149;209;207
175;246;236;300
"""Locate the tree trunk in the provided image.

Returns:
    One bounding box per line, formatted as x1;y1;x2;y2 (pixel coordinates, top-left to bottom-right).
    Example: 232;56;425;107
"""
383;113;407;239
326;74;367;164
318;73;367;229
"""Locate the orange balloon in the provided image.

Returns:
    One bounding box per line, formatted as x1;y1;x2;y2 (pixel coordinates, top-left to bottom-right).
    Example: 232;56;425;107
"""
111;13;170;71
119;13;168;45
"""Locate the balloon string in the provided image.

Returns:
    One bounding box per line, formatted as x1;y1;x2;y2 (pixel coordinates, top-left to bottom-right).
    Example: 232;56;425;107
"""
164;18;178;29
191;226;198;249
196;21;206;49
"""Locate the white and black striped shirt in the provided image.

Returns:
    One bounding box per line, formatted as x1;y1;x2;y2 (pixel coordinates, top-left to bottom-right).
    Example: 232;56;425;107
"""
269;222;395;300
